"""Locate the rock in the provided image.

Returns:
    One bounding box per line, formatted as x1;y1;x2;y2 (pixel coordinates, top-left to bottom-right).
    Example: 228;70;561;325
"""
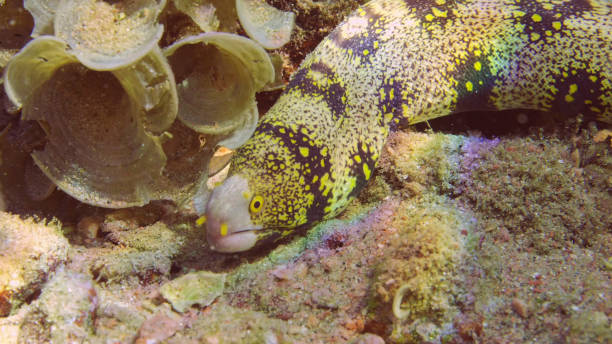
0;213;69;316
18;270;98;343
511;298;528;318
134;312;184;344
77;215;103;239
160;271;225;312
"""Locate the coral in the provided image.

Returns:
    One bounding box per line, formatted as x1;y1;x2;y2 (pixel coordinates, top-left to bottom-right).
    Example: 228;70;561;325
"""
4;36;179;208
0;213;69;316
164;31;274;148
3;0;279;209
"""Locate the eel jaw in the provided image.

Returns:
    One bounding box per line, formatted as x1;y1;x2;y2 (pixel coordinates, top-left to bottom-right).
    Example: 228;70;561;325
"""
205;175;263;253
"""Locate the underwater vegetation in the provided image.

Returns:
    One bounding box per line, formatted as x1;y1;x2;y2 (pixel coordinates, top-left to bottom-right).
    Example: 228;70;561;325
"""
1;0;294;208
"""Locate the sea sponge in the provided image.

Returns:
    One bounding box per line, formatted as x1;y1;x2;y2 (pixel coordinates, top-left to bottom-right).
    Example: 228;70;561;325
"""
4;36;178;207
164;32;274;149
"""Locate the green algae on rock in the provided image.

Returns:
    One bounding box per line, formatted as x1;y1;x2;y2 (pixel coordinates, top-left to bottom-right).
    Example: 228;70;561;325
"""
4;36;179;208
362;131;468;343
164;32;274;148
89;220;185;282
458;136;610;253
165;304;307;343
382;196;466;341
160;271;225;312
377;131;464;196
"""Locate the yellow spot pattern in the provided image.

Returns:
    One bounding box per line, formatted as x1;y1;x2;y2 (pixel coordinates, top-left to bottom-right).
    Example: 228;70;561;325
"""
226;0;612;242
465;81;473;92
299;146;309;157
196;216;206;227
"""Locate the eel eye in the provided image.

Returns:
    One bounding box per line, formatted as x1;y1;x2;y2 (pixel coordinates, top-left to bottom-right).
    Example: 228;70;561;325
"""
249;195;264;213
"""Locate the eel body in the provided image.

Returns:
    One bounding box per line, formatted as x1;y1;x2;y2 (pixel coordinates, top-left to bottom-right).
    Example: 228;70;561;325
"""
205;0;612;252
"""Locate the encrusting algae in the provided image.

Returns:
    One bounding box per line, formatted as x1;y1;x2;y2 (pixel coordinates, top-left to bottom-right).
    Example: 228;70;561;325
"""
458;132;610;254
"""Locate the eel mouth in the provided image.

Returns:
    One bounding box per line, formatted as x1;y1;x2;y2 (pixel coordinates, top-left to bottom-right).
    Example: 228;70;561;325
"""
206;227;259;253
206;220;262;253
207;225;291;253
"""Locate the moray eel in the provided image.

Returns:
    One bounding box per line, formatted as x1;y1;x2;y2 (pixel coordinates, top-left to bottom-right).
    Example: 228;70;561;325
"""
205;0;612;252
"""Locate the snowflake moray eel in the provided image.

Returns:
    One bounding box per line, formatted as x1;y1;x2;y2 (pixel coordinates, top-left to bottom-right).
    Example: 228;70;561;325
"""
205;0;611;252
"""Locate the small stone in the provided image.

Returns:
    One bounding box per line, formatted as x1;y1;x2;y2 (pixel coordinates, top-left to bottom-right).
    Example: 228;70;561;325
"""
415;321;440;342
160;271;225;313
496;227;510;242
344;316;365;332
77;216;102;239
511;298;528;318
135;312;183;344
455;314;484;340
270;264;291;281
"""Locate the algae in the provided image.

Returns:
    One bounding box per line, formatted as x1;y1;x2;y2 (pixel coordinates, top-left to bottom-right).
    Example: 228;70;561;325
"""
160;270;225;312
458;135;610;253
450;127;612;343
377;131;464;196
88;220;185;282
166;304;309;344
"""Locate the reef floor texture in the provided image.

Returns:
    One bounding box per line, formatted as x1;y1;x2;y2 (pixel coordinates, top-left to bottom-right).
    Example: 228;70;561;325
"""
1;0;611;343
1;118;610;343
